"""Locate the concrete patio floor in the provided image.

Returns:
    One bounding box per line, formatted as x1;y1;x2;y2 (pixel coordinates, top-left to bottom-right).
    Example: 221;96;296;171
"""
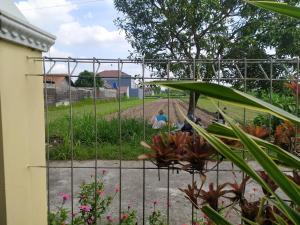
48;160;288;225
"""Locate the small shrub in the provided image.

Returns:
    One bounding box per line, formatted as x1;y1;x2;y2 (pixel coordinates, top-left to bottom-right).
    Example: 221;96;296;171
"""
48;173;117;225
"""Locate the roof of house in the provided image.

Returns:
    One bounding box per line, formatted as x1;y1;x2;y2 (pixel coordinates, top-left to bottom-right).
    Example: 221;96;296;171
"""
44;74;70;85
97;70;131;78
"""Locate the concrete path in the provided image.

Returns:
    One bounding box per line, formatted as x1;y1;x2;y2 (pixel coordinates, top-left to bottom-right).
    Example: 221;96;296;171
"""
49;160;287;225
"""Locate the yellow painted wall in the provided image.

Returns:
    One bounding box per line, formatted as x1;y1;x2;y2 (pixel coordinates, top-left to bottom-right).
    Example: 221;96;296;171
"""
0;40;47;225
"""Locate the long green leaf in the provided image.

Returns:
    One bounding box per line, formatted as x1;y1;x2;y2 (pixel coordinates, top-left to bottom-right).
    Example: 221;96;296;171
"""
180;110;300;224
150;81;300;124
202;205;234;225
219;109;300;207
207;123;300;170
247;1;300;19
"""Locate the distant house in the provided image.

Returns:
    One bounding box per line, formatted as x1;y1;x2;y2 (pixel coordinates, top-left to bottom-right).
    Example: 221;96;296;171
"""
44;74;72;89
44;74;92;106
97;70;142;98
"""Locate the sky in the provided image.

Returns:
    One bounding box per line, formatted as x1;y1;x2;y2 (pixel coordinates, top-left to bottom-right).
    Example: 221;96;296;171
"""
13;0;142;74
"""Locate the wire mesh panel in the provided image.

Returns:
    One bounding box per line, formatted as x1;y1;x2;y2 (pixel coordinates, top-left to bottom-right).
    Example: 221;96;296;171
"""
27;57;300;225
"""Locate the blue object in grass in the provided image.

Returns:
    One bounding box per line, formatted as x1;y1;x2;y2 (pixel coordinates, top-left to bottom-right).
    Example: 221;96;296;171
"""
156;114;168;122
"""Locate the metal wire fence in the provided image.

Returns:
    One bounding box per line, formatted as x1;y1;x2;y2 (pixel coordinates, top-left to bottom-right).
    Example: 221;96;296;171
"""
27;57;300;225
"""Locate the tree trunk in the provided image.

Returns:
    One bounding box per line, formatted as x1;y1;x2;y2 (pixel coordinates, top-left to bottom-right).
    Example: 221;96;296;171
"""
187;91;200;115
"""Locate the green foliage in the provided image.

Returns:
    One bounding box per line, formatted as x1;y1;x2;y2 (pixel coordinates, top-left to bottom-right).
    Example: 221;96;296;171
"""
248;1;300;19
49;176;116;225
151;81;300;124
48;115;163;160
48;208;69;225
253;91;297;129
119;209;138;225
77;180;113;223
148;210;167;225
153;81;300;224
74;70;103;87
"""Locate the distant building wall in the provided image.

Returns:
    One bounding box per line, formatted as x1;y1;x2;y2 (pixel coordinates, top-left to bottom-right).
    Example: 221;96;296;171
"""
45;87;117;106
103;77;131;88
97;88;116;99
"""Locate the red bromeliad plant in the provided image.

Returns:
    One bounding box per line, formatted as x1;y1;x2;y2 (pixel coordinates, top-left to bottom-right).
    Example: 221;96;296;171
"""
180;136;217;173
180;180;229;211
179;181;201;209
243;125;270;139
199;183;229;211
285;81;300;98
274;121;295;151
259;171;278;195
138;132;188;167
139;132;216;172
288;170;300;186
227;176;250;203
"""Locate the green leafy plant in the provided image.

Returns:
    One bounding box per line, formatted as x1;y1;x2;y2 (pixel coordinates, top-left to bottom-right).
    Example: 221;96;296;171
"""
49;173;117;225
150;80;300;224
148;201;167;225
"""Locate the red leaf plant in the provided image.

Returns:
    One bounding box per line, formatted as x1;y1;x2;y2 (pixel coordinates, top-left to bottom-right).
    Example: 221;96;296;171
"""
274;121;295;151
180;180;229;211
227;176;250;202
180;136;217;173
240;199;260;223
285;81;300;97
179;181;201;209
243;125;270;139
138;132;190;167
139;132;216;172
259;171;278;196
287;170;300;186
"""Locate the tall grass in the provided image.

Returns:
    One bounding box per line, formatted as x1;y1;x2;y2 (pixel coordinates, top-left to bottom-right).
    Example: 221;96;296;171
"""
48;114;162;160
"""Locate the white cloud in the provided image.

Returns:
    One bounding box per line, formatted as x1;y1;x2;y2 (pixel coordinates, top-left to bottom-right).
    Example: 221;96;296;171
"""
44;46;72;57
16;0;76;29
51;63;68;73
57;22;127;46
84;11;93;19
15;0;132;58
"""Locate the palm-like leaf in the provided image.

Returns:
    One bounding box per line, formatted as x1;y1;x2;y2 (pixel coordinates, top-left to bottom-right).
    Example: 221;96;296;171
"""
150;81;300;124
247;1;300;19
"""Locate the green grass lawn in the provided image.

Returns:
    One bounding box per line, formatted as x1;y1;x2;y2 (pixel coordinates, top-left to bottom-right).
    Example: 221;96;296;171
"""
49;143;151;160
47;96;264;161
197;96;263;123
48;97;155;121
47;98;164;160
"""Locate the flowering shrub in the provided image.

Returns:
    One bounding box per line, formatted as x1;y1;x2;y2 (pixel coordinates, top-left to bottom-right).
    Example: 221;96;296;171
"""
48;172;117;225
49;171;169;225
148;201;166;225
105;206;138;225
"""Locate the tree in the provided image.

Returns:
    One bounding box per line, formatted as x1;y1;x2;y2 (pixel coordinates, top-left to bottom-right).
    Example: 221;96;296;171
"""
74;70;103;87
114;0;300;114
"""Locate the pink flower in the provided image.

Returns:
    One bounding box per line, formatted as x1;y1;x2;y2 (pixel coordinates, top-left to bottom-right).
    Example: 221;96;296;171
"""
153;200;158;205
87;218;93;224
59;193;71;201
80;205;91;212
121;214;129;220
106;215;113;222
115;186;120;193
97;189;105;197
102;169;107;175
